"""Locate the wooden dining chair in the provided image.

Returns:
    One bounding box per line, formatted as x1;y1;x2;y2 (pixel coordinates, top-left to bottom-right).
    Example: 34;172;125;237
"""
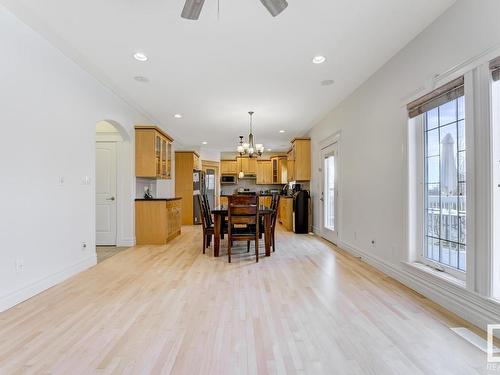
202;194;214;226
227;195;259;263
197;194;214;254
270;194;280;252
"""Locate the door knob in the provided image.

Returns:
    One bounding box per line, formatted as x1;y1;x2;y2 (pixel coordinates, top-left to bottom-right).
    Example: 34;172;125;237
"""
106;197;115;201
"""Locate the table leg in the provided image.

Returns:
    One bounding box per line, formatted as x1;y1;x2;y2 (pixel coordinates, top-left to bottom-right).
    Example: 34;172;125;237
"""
214;214;221;257
264;213;271;257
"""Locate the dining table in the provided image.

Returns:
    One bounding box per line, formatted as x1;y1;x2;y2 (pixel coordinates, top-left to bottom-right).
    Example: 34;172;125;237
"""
211;205;275;258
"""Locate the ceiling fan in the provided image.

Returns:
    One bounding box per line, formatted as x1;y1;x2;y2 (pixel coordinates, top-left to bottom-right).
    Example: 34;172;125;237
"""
181;0;288;20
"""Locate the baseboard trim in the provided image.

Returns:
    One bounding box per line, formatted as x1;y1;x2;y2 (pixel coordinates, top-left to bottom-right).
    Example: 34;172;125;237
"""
0;255;97;313
331;239;500;333
117;237;135;247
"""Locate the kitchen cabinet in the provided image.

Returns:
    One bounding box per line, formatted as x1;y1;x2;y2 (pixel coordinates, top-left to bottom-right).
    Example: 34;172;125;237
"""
288;138;311;181
271;156;287;184
135;198;182;244
278;197;293;231
256;160;273;184
135;126;173;179
175;151;200;225
221;160;238;175
237;157;257;175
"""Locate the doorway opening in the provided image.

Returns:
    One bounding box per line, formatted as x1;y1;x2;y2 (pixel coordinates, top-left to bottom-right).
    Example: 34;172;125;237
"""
202;160;220;208
320;141;339;244
95;121;127;257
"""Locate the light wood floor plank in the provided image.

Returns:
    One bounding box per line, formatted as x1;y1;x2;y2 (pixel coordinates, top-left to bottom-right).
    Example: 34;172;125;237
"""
0;226;492;374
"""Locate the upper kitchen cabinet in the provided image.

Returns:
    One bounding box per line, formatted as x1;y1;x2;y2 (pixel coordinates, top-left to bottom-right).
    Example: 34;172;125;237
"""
271;156;287;184
256;160;273;184
237;157;257;175
135;126;173;179
288;138;311;181
220;160;238;175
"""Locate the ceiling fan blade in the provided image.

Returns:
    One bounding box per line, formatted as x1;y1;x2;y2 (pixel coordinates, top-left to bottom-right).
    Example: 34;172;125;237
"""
260;0;288;17
181;0;206;20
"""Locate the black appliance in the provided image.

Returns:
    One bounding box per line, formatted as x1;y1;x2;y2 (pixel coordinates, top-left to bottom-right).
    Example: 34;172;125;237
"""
293;190;310;234
193;170;205;225
292;183;302;193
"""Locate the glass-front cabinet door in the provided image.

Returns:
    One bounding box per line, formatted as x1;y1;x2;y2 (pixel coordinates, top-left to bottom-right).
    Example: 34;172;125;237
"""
161;137;167;178
155;135;161;177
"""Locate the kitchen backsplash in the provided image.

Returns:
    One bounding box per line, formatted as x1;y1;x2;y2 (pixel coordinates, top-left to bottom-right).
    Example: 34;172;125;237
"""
221;179;282;195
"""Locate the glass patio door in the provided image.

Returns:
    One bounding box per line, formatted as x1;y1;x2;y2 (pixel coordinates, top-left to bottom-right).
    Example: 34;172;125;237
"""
321;142;338;244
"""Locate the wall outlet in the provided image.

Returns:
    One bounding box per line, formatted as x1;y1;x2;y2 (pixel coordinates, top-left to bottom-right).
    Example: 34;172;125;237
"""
58;176;65;186
15;258;24;273
354;231;357;240
81;242;88;251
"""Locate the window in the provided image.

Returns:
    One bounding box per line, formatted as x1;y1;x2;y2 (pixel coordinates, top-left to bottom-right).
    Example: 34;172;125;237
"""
407;76;467;278
423;96;466;271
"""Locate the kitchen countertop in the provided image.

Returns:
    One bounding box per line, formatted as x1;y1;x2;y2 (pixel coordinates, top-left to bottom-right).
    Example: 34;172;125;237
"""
221;193;275;197
135;197;182;201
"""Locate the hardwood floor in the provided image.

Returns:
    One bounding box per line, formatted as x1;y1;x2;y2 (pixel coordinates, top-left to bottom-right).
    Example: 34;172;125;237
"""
0;226;491;374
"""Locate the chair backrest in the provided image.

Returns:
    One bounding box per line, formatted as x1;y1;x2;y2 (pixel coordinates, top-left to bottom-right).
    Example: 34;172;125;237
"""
202;194;213;226
228;195;259;227
197;194;210;230
271;194;280;228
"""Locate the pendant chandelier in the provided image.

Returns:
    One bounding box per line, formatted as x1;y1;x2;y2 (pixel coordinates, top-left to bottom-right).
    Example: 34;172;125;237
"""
237;111;264;158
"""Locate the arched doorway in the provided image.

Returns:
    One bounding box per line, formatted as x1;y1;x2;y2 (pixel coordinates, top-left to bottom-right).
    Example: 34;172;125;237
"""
95;120;133;251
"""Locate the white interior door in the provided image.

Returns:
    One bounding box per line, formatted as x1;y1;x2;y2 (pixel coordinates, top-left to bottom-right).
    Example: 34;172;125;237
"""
321;142;338;244
96;142;117;245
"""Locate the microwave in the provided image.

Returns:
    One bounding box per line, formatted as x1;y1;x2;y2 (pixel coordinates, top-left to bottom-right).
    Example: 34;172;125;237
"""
221;175;237;184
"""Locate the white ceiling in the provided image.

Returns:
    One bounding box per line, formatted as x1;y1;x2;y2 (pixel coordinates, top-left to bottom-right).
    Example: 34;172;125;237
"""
3;0;455;151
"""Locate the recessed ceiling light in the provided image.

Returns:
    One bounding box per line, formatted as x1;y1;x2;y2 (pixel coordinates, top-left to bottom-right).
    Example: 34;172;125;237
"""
133;52;148;62
134;76;149;82
173;114;183;119
312;55;327;64
279;130;286;133
321;79;335;86
201;141;208;145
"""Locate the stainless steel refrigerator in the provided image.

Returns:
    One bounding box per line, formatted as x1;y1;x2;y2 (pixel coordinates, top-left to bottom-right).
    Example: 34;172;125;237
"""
193;170;205;225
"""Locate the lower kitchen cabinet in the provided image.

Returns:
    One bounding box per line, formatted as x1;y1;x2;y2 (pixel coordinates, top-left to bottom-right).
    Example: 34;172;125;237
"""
278;197;293;231
135;198;182;245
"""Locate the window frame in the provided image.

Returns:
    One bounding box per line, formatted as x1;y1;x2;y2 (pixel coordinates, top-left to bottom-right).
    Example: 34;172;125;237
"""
411;74;477;283
406;48;500;298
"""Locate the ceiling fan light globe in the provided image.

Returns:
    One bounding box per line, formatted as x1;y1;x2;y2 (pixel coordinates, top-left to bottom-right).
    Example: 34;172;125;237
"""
260;0;288;17
181;0;206;20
